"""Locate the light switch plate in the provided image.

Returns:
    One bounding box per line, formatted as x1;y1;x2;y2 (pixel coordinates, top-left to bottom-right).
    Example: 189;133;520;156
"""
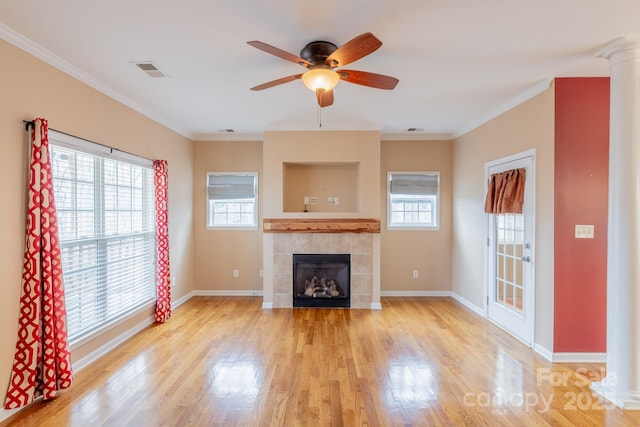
575;224;595;239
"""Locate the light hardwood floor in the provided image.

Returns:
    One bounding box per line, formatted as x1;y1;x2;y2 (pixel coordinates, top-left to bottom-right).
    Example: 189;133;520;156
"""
2;297;640;426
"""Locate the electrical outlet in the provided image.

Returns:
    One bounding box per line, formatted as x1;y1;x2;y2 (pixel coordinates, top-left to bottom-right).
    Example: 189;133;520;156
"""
259;269;263;277
412;270;419;279
233;269;239;278
327;197;334;205
309;196;318;204
304;196;310;205
170;276;176;287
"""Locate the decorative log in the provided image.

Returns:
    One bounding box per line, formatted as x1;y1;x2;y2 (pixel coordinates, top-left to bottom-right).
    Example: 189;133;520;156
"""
263;218;380;233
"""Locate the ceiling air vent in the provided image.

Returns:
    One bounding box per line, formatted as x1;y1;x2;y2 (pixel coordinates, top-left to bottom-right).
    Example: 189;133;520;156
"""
134;62;168;78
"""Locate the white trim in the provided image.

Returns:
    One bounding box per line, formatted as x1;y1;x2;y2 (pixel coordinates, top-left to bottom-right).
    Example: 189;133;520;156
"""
73;293;194;372
262;302;273;309
484;149;537;346
595;35;640;60
454;79;552;139
192;131;458;143
380;132;455;141
381;290;452;297
370;303;382;310
0;407;23;423
534;343;553;361
0;23;189;139
193;290;264;297
172;291;195;309
451;292;486;317
591;381;640;411
192;132;263;142
72;317;154;372
552;352;607;363
591;382;640;410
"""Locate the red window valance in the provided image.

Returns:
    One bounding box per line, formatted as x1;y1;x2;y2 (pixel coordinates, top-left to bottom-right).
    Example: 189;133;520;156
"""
484;168;526;214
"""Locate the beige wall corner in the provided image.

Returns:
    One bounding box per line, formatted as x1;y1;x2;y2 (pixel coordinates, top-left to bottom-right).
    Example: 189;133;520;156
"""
452;83;555;351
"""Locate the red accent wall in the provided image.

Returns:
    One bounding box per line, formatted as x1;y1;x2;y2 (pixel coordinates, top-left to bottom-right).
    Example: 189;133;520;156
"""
554;78;609;352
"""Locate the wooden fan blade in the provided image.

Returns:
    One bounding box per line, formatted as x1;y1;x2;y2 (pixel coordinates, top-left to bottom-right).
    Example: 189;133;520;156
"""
316;89;334;107
250;74;303;91
338;70;399;90
326;33;382;67
247;41;312;68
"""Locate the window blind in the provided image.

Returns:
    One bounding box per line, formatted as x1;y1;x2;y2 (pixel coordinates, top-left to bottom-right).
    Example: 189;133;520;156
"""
207;174;256;200
389;174;439;195
50;141;156;343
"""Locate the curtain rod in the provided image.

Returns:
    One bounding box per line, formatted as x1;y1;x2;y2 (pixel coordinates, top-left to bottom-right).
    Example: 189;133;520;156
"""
23;120;153;163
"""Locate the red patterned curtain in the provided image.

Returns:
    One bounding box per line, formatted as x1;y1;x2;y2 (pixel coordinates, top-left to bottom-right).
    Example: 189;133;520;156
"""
154;160;172;323
484;168;526;214
4;119;73;409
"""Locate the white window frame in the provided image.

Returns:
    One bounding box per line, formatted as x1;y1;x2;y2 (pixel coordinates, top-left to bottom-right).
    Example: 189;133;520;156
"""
49;130;156;346
206;172;258;230
387;171;440;230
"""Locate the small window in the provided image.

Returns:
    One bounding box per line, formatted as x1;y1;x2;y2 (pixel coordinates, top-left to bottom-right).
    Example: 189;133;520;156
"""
387;172;439;229
206;172;258;229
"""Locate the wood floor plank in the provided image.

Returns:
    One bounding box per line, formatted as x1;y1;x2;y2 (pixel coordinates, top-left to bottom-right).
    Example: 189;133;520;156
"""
2;296;640;426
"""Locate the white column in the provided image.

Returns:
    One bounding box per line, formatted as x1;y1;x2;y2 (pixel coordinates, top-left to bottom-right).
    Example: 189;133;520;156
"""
592;36;640;410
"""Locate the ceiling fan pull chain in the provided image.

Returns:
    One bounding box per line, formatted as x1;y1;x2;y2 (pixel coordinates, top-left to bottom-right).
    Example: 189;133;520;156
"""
317;104;322;128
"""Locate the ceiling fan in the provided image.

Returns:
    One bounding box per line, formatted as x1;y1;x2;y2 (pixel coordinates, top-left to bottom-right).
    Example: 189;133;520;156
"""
247;32;399;108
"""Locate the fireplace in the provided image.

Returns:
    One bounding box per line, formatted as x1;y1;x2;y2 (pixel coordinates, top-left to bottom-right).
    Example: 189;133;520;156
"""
293;254;350;308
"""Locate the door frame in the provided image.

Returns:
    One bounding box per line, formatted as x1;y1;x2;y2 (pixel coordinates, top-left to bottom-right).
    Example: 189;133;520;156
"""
483;149;536;346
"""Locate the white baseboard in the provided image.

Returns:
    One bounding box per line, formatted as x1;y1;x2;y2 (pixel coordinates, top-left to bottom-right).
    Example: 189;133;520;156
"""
370;303;382;310
534;343;553;361
380;291;452;297
72;317;154;372
552;352;606;363
450;292;486;317
192;290;263;297
0;407;23;423
172;291;195;308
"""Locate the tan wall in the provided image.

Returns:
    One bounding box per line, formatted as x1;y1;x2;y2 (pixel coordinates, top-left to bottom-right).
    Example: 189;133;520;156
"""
380;140;452;292
283;163;359;213
193;140;263;291
452;85;555;351
263;130;381;218
0;38;194;399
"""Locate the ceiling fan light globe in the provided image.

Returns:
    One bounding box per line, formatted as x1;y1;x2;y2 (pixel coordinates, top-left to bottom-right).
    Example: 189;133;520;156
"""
301;68;340;92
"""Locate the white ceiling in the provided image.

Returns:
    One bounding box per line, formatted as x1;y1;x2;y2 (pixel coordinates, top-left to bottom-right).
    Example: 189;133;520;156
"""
1;0;638;140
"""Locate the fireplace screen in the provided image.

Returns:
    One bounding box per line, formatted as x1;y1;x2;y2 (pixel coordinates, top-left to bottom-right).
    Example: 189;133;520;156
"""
293;254;350;308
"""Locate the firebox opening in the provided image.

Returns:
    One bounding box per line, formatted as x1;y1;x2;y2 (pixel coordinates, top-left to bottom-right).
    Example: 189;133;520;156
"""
293;254;350;308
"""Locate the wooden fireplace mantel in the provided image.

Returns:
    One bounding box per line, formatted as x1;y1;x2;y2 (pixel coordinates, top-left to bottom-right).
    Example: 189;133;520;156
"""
263;218;381;233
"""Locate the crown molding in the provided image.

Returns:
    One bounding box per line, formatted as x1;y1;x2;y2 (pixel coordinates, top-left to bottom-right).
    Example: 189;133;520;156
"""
194;131;457;142
0;23;190;139
453;78;553;139
381;132;455;141
191;132;263;142
596;35;640;59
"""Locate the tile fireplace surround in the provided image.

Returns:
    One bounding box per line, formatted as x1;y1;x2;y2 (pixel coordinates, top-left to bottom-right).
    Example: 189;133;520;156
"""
263;219;381;309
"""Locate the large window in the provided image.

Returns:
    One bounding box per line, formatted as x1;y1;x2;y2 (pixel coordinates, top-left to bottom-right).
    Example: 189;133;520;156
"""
206;172;258;229
387;172;439;229
50;132;156;344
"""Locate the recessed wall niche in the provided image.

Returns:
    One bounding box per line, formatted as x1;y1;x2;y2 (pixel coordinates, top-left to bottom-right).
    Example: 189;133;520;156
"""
283;162;359;213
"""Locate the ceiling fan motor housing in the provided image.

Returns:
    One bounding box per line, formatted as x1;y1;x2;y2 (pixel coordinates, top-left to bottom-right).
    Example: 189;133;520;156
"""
300;41;338;66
